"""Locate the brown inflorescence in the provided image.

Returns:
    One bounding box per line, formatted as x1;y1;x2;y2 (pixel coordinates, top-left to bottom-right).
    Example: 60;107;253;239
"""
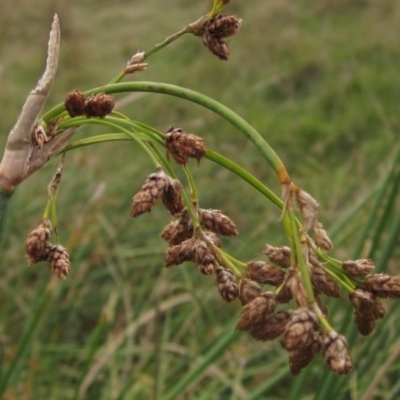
160;210;194;246
165;127;207;165
46;243;71;279
321;331;352;374
25;219;53;265
216;266;238;302
342;259;375;277
246;260;285;286
199;209;238;236
64;90;114;118
162;178;185;216
64;89;86;117
263;245;291;268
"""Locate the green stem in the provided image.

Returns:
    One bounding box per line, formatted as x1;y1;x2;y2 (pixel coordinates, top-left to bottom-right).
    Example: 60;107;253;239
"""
183;166;198;203
42;82;290;184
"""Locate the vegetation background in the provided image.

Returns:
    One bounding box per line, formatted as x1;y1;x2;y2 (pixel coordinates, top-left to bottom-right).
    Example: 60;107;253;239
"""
0;0;399;399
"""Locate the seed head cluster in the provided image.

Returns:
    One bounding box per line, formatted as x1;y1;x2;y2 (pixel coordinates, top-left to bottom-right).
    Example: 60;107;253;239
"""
64;90;115;118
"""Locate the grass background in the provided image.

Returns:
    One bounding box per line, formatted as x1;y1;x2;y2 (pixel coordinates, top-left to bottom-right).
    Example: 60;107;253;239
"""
0;0;399;399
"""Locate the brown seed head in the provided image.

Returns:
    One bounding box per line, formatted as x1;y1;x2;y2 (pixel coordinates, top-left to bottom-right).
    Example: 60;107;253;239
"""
46;243;71;279
280;307;318;351
311;264;341;298
349;289;385;336
263;245;291;268
363;273;400;298
165;127;206;165
207;14;242;38
84;93;115;118
25;219;53;265
289;338;321;376
199;209;238;236
248;310;292;341
194;239;216;275
162;178;185;216
322;331;352;374
287;268;309;307
130;169;168;217
64;89;86;117
236;292;277;331
342;259;375;277
165;238;196;267
238;279;262;305
202;33;230;60
160;210;193;245
216;266;238;302
246;260;285;286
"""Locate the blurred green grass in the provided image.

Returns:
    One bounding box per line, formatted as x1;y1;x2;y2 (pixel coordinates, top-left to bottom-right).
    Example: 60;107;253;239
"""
0;0;399;399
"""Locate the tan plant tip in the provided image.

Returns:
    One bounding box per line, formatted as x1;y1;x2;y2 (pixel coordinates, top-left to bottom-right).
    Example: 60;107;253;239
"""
165;127;206;165
322;331;352;374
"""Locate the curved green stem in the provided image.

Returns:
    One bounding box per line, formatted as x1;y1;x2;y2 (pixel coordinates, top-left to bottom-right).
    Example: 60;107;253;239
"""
42;82;290;184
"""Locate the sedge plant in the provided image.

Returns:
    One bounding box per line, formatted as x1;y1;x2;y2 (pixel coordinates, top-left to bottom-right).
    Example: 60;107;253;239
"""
0;1;399;397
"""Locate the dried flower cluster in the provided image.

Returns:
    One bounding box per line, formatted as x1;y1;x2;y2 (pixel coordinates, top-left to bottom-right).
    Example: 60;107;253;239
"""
202;14;242;60
25;219;70;279
64;90;115;118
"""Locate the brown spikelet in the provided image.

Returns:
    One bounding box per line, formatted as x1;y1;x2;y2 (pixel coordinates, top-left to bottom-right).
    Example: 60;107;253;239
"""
202;33;230;60
246;261;285;286
194;239;216;275
295;189;319;232
280;307;318;351
289;338;321;376
287;268;308;307
165;127;207;165
130;169;168;217
25;219;53;265
342;259;375;277
64;89;86;117
46;243;71;279
165;238;196;267
263;245;291;268
216;266;238;302
236;292;277;331
248;310;292;341
207;14;242;38
238;279;262;305
322;331;352;374
350;289;385;336
311;264;341;298
199;209;238;236
162;178;185;216
84;93;115;118
363;273;400;298
160;210;193;245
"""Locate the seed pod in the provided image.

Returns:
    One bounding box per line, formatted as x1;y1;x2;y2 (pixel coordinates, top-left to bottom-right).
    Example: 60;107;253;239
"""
280;307;318;351
216;266;238;302
130;169;168;217
165;127;206;165
84;93;115;118
342;259;375;277
46;243;71;279
313;222;333;251
289;338;321;376
263;245;291;268
199;209;238;236
236;292;277;331
64;89;86;117
322;331;352;374
162;178;185;216
349;289;385;336
238;279;262;305
25;219;53;265
248;310;292;341
311;264;340;298
363;274;400;298
160;210;193;245
165;238;196;267
246;261;285;286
